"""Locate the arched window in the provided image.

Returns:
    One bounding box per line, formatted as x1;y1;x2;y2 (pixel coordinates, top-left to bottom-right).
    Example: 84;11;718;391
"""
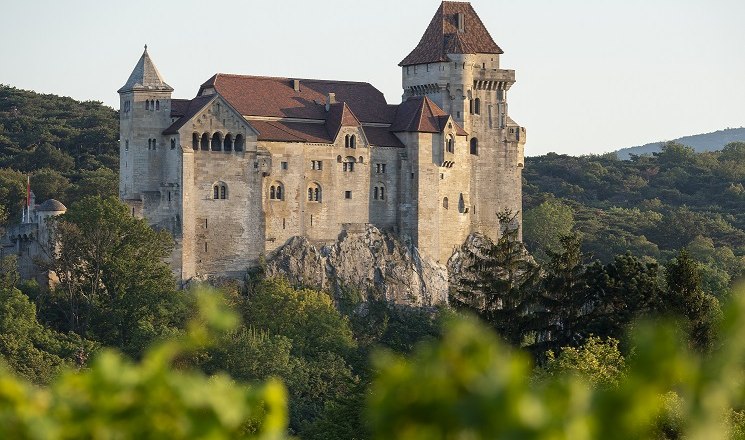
148;139;152;149
470;137;478;155
469;99;474;114
446;135;454;153
337;155;342;163
373;184;386;200
350;135;356;148
211;132;222;151
201;133;209;151
145;100;149;110
234;134;244;151
192;133;199;150
151;138;156;150
443;197;449;209
308;183;322;202
345;134;350;148
151;100;155;110
474;98;481;115
156;100;160;110
223;134;233;152
269;182;284;200
343;156;356;172
212;182;227;200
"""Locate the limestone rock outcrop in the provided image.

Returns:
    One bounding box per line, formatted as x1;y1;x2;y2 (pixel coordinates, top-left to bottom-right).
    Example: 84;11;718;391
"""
265;225;448;307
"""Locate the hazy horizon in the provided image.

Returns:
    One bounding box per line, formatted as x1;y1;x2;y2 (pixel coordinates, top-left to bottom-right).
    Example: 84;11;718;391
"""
2;0;743;156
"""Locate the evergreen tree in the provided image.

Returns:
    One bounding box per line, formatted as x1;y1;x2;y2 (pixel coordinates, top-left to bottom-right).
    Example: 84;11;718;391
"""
450;212;540;346
663;249;721;352
529;232;591;354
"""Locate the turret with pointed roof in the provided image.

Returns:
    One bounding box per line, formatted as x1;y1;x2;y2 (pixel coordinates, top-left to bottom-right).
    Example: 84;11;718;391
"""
118;45;173;93
400;1;526;242
400;1;502;67
118;46;174;203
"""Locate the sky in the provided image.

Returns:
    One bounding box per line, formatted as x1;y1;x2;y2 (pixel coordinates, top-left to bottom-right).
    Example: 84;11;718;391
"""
1;0;744;156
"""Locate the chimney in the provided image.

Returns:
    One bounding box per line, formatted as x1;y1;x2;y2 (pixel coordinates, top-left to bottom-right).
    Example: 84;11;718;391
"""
325;92;336;111
292;79;301;92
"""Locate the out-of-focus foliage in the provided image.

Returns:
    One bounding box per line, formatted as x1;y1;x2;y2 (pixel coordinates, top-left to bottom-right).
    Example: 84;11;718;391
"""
199;278;359;435
0;85;118;225
0;290;288;440
368;290;745;439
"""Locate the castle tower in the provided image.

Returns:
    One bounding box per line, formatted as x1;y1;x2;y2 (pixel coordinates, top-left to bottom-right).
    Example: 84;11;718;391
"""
400;1;526;240
118;46;174;204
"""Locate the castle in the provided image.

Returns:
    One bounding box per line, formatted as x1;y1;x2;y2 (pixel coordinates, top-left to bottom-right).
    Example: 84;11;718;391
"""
118;1;526;282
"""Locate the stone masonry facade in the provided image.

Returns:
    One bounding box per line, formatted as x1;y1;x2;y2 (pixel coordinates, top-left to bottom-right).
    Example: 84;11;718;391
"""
118;1;526;282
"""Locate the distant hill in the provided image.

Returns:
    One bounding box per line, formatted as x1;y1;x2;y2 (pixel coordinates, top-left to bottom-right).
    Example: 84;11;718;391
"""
615;127;745;160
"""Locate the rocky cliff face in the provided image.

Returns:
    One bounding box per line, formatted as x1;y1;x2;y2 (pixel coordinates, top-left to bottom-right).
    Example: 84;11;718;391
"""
265;225;449;307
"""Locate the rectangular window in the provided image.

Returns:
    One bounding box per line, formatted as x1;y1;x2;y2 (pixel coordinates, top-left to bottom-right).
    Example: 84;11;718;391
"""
374;187;379;200
317;161;322;170
380;187;385;200
281;161;288;170
381;164;386;173
345;191;352;199
311;160;323;170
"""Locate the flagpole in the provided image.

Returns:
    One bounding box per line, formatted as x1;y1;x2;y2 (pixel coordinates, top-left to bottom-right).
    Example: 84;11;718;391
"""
26;175;30;223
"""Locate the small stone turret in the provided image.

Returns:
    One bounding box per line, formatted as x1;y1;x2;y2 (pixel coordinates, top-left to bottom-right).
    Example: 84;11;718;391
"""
118;45;174;202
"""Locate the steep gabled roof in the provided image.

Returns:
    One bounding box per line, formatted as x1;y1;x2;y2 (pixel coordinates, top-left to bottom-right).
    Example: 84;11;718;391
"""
250;120;332;143
198;74;392;124
325;102;361;140
170;99;191;118
118;46;173;93
162;95;214;134
399;1;503;67
391;96;467;135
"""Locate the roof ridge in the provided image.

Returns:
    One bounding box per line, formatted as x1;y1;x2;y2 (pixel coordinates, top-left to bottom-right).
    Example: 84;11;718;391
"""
211;72;373;86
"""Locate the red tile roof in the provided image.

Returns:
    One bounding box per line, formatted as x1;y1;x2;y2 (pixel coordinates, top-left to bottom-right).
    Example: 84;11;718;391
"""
170;99;191;118
325;102;361;140
399;1;503;67
250;120;332;143
163;95;214;134
391;97;467;135
363;126;405;148
199;74;392;124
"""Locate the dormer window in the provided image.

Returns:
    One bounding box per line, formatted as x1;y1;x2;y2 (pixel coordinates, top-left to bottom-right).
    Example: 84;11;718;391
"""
456;13;465;32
